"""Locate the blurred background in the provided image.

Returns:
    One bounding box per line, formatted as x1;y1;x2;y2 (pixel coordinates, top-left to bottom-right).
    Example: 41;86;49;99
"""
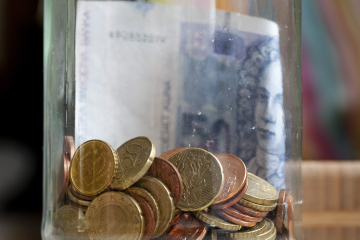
0;0;359;239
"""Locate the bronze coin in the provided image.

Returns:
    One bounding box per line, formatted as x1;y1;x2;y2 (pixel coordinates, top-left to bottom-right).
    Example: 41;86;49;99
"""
211;176;248;210
276;189;286;234
130;195;156;240
286;192;295;240
147;157;184;206
159;212;208;240
213;154;247;205
222;207;263;223
212;210;257;228
159;147;187;160
231;202;268;218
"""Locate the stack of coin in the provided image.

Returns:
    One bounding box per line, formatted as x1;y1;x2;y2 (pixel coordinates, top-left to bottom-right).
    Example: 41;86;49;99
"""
54;135;288;240
207;173;278;234
216;218;277;240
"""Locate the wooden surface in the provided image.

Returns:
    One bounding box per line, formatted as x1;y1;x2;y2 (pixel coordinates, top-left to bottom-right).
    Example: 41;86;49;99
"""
302;161;360;240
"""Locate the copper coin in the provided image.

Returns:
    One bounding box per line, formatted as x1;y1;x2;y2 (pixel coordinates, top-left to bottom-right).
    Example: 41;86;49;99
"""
286;192;295;240
231;202;268;218
130;195;156;240
147;157;184;206
125;186;160;236
276;189;286;234
222;207;263;223
159;212;208;240
63;135;75;161
56;151;71;209
211;176;248;209
212;210;257;227
213;154;247;205
159;147;187;160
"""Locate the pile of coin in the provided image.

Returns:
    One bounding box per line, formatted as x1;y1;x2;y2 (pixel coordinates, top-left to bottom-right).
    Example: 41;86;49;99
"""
53;136;291;240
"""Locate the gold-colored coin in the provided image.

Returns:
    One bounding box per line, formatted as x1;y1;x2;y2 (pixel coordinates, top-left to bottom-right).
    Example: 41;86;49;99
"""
168;148;224;211
67;186;91;207
219;218;268;238
53;205;88;240
125;186;161;236
194;211;241;231
134;175;174;238
111;137;156;190
211;228;218;240
263;227;277;240
86;191;144;240
238;198;277;212
257;219;276;240
70;140;119;196
243;173;278;205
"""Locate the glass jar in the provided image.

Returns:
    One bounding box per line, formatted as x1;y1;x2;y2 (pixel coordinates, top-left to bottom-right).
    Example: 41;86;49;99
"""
43;0;302;239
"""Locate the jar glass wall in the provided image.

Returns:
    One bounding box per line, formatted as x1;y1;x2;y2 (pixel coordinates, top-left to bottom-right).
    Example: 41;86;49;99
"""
43;0;302;239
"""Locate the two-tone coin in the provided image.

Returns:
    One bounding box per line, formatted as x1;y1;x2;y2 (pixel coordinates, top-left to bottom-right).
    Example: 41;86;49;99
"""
86;192;144;240
134;175;175;238
147;157;183;206
70;140;119;196
168;148;224;211
111;137;156;190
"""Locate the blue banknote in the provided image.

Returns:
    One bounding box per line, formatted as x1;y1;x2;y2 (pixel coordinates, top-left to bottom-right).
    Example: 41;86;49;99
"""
175;22;285;191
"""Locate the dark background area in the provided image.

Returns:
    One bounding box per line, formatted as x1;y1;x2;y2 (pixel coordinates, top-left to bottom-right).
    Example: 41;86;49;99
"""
0;0;43;239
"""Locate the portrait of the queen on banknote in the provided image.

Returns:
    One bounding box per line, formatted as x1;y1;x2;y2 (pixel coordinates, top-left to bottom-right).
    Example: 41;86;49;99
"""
236;38;285;191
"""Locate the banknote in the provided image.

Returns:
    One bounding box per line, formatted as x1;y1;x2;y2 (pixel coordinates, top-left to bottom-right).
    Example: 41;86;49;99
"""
75;1;284;190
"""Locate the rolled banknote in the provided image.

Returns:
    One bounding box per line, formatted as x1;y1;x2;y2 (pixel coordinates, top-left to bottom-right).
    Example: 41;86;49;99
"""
75;1;285;191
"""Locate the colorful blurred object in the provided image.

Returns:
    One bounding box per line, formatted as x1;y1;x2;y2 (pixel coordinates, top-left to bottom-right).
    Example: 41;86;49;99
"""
302;0;360;159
